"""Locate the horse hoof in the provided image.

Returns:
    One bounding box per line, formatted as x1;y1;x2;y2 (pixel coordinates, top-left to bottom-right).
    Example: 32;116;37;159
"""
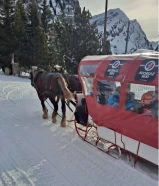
61;121;66;128
43;114;48;119
52;118;57;123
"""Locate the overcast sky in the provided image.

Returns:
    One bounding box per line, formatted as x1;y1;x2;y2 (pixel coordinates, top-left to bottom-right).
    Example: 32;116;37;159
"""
78;0;158;41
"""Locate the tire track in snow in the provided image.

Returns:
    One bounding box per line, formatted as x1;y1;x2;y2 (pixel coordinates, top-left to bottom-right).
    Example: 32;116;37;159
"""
0;81;37;101
0;165;36;186
0;123;76;186
10;127;80;186
9;165;36;186
0;128;39;186
6;87;21;100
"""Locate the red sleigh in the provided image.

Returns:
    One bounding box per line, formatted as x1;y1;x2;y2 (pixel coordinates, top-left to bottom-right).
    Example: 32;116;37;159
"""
71;51;158;166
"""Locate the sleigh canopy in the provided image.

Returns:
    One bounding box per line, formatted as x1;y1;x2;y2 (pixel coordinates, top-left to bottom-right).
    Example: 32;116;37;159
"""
78;53;158;150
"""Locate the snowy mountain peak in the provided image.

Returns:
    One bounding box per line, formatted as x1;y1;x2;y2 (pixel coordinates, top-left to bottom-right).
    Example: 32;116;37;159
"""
91;8;150;54
91;8;129;27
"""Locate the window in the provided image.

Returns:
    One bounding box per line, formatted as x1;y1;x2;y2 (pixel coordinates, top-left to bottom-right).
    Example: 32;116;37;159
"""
81;77;93;96
125;83;158;118
79;65;98;76
97;80;121;108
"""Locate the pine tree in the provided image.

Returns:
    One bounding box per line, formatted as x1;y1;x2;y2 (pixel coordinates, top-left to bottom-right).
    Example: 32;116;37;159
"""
14;0;29;67
0;0;15;68
40;0;53;34
27;0;48;66
0;0;5;66
53;4;103;73
53;15;74;68
71;5;103;73
49;0;65;15
49;2;111;73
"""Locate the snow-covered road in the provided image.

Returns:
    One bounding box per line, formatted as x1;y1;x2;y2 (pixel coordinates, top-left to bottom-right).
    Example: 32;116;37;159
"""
0;71;158;186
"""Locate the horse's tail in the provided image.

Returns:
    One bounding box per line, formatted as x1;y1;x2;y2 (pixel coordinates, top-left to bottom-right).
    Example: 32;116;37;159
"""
58;75;73;100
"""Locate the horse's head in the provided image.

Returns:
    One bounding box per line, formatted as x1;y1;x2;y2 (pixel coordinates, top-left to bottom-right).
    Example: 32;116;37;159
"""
53;65;66;73
30;66;37;86
30;66;44;87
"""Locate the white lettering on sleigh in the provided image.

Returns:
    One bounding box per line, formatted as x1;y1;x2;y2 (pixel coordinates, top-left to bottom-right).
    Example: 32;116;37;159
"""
138;71;155;78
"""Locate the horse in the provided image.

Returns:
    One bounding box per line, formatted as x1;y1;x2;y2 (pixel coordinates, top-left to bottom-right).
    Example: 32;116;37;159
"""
62;74;82;93
30;69;73;127
52;65;82;93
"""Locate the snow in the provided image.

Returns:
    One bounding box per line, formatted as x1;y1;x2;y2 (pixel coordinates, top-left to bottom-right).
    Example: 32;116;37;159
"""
0;70;158;186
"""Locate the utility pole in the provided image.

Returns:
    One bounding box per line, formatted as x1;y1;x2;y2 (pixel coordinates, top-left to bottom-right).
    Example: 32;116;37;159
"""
103;0;108;54
125;20;130;54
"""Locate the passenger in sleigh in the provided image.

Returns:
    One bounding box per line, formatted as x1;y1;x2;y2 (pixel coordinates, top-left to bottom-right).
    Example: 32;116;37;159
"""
125;92;136;111
97;81;115;104
107;86;136;110
137;90;158;118
107;86;120;108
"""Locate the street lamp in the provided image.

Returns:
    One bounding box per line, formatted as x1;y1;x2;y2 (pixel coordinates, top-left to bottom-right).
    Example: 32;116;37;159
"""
103;0;108;54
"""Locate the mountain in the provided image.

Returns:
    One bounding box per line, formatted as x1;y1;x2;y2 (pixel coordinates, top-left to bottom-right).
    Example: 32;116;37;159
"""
91;8;151;54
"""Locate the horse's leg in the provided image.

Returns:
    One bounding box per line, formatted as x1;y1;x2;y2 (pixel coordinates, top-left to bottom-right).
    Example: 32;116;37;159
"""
41;99;48;119
49;97;58;123
38;93;48;119
61;97;66;127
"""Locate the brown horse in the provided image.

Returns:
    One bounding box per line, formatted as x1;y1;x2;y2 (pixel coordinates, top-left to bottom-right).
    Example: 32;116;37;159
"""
62;74;82;93
31;69;73;127
52;65;82;93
